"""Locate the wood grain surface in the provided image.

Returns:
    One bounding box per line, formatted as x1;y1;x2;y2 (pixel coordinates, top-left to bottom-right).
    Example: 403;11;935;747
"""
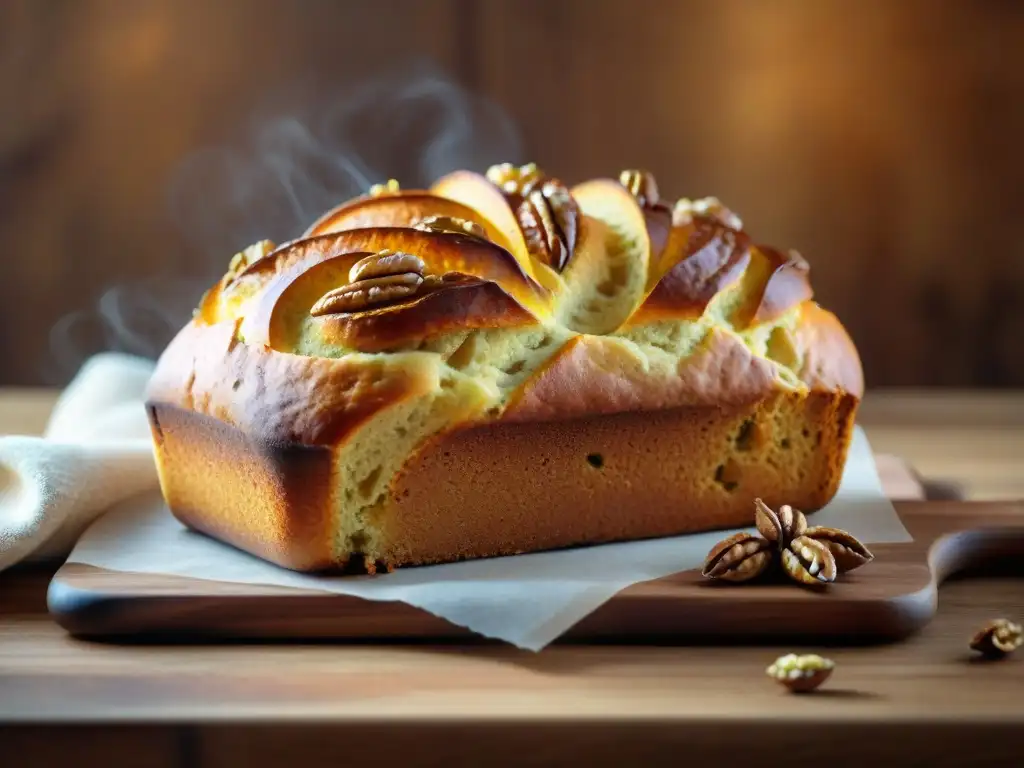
3;548;1024;766
2;390;1024;765
45;500;1024;646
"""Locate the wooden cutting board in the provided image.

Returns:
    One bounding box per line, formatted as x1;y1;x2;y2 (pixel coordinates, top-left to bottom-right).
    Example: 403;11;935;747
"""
46;457;1024;645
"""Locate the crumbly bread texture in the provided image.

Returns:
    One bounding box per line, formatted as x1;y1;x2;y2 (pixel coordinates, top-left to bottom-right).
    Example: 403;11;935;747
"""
146;166;864;573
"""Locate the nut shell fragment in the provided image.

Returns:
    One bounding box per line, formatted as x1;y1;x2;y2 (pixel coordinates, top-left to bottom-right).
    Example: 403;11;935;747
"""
782;536;837;586
803;526;874;573
970;619;1023;657
619;169;660;207
754;498;806;547
516;179;579;272
754;498;784;545
766;653;835;693
701;532;773;583
776;504;807;542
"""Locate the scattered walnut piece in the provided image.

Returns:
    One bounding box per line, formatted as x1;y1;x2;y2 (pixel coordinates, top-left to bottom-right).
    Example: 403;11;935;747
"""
766;653;835;693
970;619;1022;658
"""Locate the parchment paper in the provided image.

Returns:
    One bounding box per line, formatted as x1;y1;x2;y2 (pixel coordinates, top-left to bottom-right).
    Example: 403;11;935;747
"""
65;425;911;651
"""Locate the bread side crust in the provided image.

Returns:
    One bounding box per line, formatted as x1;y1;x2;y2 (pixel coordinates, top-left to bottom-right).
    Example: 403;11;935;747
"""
149;403;338;571
149;386;857;572
374;390;857;568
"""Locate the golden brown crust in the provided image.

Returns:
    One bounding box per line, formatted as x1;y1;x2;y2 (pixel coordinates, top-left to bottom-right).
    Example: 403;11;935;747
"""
628;217;752;325
629;221;814;330
255;244;538;353
640;203;673;264
303;192;509;248
792;302;865;398
146;320;439;446
502;329;780;423
314;278;537;353
239;228;550;333
149;403;337;571
744;245;814;327
430;170;535;276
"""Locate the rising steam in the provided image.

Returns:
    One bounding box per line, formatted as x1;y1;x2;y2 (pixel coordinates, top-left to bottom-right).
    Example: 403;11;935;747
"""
48;60;523;382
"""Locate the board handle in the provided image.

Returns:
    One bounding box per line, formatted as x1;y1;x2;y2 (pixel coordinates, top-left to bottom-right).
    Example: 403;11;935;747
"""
930;526;1024;583
906;501;1024;583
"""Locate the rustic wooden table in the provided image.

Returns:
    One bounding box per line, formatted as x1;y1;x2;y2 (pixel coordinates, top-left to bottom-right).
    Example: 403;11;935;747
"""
1;389;1023;767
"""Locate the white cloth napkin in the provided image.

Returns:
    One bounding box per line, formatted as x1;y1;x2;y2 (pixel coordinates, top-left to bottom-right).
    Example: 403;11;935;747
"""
0;353;159;571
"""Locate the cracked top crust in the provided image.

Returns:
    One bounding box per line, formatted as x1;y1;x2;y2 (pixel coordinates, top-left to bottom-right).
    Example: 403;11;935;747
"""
147;164;863;447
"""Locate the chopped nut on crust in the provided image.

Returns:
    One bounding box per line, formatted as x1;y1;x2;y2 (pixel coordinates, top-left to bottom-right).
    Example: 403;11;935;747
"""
310;250;428;316
673;196;743;230
485;162;544;196
368;179;401;197
515;179;579;272
619;169;661;208
413;215;488;240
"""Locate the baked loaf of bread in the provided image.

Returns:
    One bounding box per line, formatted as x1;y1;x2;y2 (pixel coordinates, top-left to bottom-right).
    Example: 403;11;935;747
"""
146;164;863;573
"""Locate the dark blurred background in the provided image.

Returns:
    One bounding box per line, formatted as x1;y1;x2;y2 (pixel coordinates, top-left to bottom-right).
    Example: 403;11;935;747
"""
1;0;1022;387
